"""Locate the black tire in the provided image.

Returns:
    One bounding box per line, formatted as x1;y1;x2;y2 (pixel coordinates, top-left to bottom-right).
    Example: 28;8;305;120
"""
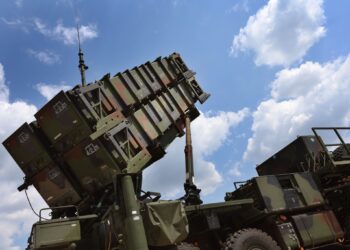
332;144;350;161
222;228;281;250
177;242;200;250
150;243;199;250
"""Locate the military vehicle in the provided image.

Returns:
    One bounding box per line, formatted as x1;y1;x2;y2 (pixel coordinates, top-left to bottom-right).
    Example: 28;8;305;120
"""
3;51;350;250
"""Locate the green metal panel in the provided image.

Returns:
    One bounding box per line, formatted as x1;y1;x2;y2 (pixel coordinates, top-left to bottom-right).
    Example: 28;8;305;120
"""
256;173;324;212
292;210;343;247
31;165;81;207
34;91;91;153
2;122;52;176
63;137;120;193
34;220;81;249
256;175;287;212
108;75;137;107
293;172;325;206
149;98;171;133
133;108;160;141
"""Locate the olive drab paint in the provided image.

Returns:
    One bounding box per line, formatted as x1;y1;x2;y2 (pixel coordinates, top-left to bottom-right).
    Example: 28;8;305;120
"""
3;52;209;210
6;52;349;250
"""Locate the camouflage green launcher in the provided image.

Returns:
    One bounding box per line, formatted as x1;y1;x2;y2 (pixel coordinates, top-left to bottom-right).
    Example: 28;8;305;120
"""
3;53;209;208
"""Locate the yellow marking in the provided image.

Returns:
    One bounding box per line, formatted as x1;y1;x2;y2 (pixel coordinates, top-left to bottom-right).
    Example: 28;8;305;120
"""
54;133;62;140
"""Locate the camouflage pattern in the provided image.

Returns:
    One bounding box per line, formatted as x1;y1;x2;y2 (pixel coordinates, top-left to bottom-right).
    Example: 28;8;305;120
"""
34;91;92;153
3;122;52;176
32;165;81;207
255;173;325;212
3;52;209;211
5;51;349;250
63;137;120;194
227;171;345;249
291;210;343;247
228;172;325;213
3;122;81;207
256;136;324;175
142;200;189;246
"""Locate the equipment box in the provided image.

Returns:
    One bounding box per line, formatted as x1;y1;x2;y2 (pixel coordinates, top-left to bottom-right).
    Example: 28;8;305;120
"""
256;136;323;176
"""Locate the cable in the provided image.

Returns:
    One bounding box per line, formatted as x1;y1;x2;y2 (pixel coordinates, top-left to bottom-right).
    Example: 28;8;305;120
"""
24;189;48;220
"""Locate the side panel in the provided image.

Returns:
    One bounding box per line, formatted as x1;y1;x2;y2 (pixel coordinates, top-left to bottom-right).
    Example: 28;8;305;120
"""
63;138;120;193
256;136;323;176
34;220;81;248
292;210;343;247
2;122;51;176
256;176;287;212
256;173;324;212
293;172;324;206
34;91;91;153
32;165;81;207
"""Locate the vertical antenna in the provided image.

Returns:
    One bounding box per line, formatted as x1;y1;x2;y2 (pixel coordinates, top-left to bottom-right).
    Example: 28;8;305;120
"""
76;23;88;86
73;0;88;87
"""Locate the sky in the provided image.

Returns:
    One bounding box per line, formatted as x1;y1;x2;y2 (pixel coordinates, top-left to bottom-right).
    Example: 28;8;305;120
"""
1;0;350;249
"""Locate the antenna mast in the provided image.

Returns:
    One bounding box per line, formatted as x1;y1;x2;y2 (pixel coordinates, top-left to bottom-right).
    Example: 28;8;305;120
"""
76;23;88;86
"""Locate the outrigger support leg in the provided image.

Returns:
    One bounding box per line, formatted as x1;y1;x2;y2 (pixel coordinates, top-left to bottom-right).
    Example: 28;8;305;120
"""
183;115;203;206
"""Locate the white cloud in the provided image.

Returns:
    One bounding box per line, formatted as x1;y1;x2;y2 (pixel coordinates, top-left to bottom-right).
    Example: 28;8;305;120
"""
15;0;23;7
35;83;72;100
0;63;46;250
229;162;242;177
1;18;22;26
226;0;250;14
231;0;326;66
1;18;29;32
0;64;9;102
34;19;98;45
143;108;249;198
27;49;61;65
244;54;350;164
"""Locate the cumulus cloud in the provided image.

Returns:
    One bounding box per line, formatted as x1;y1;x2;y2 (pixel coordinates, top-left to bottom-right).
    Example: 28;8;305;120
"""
143;108;249;198
15;0;23;7
0;17;29;33
1;18;23;26
27;49;61;65
0;64;9;102
229;162;242;177
226;0;250;14
244;55;350;164
35;83;72;100
0;63;46;250
231;0;326;66
33;18;98;45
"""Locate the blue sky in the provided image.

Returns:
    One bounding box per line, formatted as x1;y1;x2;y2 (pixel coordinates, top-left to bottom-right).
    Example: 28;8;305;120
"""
1;0;350;249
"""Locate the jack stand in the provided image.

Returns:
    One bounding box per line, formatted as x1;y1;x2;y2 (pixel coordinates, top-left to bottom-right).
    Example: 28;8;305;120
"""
183;116;203;206
184;182;202;206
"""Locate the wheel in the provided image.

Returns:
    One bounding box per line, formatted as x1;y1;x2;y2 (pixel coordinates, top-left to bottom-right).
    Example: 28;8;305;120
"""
332;144;350;161
177;242;200;250
150;243;199;250
222;228;281;250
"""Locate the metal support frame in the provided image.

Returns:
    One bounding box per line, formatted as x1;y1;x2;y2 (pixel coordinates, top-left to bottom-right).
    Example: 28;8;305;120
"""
183;115;202;206
312;127;350;165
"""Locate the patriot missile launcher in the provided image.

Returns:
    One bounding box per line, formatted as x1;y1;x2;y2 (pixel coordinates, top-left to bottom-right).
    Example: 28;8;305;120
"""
3;53;210;249
4;51;350;250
